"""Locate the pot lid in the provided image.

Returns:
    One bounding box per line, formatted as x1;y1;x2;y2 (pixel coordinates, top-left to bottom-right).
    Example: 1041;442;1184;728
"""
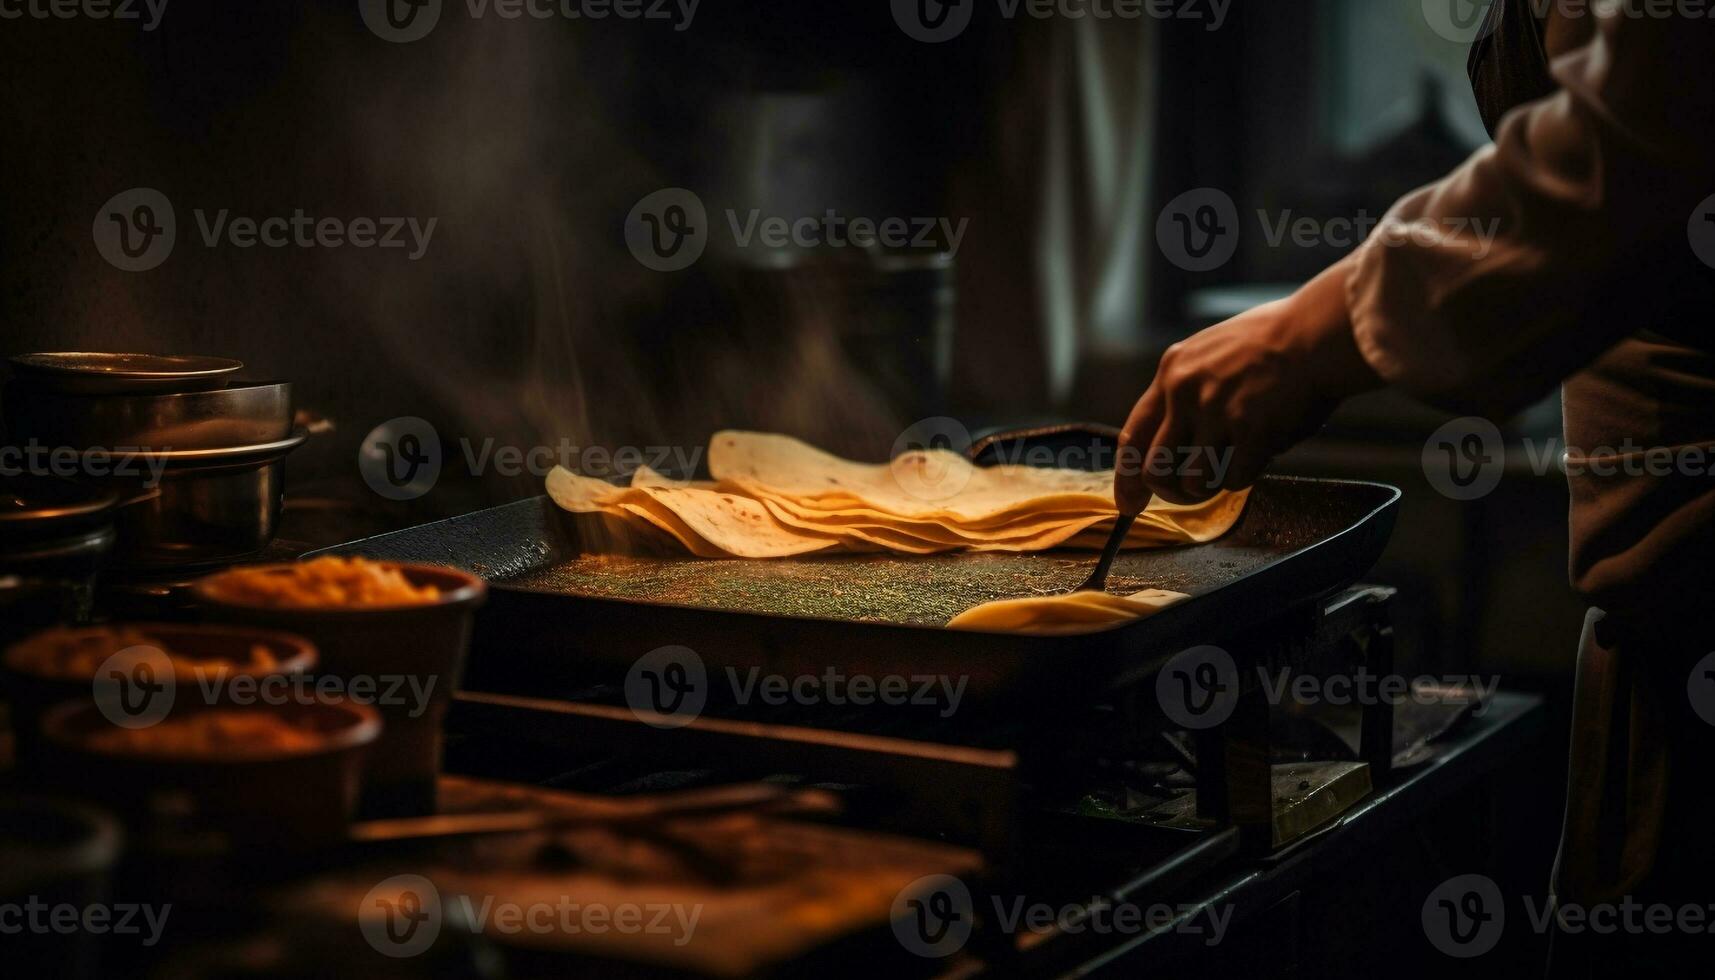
8;353;244;394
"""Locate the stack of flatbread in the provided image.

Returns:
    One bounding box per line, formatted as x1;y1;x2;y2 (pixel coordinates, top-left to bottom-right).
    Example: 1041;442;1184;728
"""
545;430;1249;561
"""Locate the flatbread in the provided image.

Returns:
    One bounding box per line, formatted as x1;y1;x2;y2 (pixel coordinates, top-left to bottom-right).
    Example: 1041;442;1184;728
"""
708;431;1115;523
945;589;1190;635
546;466;841;559
546;434;1250;562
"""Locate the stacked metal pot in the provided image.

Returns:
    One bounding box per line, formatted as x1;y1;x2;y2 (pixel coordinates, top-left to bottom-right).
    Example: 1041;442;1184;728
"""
0;353;306;580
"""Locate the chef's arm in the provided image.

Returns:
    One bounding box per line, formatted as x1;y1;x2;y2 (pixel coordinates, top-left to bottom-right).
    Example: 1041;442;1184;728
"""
1349;9;1715;414
1117;10;1715;509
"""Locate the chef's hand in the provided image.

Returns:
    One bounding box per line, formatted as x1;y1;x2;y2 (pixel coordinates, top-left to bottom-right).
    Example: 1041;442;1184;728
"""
1116;258;1382;510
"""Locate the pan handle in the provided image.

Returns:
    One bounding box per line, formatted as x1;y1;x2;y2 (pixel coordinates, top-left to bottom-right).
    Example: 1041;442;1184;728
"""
965;421;1121;471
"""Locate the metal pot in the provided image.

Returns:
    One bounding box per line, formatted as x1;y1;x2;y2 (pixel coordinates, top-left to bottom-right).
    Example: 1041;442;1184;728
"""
6;353;243;394
105;429;309;570
2;380;294;451
0;476;118;643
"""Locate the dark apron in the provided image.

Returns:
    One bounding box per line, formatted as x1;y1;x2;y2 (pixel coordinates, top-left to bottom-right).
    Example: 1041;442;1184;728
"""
1468;2;1715;970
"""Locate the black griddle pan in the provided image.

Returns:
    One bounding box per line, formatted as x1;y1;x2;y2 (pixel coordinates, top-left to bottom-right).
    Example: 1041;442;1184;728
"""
313;475;1400;722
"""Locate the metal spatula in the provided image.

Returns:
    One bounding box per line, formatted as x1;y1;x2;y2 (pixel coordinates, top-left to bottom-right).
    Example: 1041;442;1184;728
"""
1074;509;1140;593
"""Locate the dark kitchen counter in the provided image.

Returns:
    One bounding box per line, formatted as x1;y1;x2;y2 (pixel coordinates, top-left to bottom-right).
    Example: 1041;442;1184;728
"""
1014;691;1551;977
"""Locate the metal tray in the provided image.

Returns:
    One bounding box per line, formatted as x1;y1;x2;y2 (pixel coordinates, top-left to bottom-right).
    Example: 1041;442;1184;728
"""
315;475;1400;720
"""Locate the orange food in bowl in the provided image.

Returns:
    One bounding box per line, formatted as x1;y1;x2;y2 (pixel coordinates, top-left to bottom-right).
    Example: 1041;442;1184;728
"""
198;556;443;609
4;626;280;682
78;710;328;759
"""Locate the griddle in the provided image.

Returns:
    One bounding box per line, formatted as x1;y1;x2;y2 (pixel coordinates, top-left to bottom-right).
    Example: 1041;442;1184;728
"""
314;475;1400;721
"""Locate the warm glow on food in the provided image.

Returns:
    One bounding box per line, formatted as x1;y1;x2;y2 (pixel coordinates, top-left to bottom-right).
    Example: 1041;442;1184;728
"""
199;556;443;609
79;710;328;759
4;626;280;681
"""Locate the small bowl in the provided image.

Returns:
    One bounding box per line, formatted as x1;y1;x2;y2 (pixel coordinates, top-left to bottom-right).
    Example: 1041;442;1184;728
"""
39;698;380;848
191;562;487;816
1;622;318;766
0;796;124;979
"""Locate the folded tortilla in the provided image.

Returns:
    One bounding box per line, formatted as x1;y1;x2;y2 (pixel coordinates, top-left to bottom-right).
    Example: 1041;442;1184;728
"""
544;431;1249;563
945;589;1190;635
